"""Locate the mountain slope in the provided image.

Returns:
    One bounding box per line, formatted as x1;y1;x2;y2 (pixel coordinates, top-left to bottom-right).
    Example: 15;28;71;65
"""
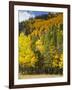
19;13;63;37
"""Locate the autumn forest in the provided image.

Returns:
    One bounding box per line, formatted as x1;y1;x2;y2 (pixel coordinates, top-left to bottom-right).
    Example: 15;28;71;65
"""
18;11;63;79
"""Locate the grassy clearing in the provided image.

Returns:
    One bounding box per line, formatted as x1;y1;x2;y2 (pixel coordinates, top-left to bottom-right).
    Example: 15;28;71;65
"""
19;74;63;79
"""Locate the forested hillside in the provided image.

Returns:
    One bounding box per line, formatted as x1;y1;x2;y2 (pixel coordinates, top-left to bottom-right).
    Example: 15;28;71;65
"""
18;13;63;76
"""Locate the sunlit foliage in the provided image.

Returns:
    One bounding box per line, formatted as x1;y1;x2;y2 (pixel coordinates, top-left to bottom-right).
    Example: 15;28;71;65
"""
19;33;38;69
19;13;63;75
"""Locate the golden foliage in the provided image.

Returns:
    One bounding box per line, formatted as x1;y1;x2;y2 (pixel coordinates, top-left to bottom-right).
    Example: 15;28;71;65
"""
19;13;63;74
19;32;37;67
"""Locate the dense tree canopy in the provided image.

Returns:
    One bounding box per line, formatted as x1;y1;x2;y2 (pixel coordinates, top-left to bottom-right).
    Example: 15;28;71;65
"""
19;13;63;75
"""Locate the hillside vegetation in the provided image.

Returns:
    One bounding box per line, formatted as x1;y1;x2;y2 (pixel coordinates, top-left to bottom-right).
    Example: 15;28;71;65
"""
18;13;63;76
